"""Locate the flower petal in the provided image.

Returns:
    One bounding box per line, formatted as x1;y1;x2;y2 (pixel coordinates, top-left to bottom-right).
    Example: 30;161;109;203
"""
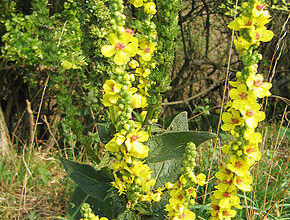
101;45;115;57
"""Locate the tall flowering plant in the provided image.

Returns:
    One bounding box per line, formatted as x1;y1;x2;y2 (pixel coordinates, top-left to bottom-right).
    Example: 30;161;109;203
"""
210;1;272;219
60;0;215;219
59;0;273;219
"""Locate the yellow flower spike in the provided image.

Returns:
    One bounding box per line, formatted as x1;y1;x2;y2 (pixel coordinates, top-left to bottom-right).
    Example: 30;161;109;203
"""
233;173;253;192
101;32;138;65
227;155;250;176
221;109;244;131
240;102;265;129
138;41;156;62
144;2;157;15
246;74;272;98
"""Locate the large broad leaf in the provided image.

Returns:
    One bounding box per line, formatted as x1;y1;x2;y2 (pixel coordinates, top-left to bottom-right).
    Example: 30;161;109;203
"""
167;111;189;132
68;187;125;220
60;157;111;201
147;131;215;188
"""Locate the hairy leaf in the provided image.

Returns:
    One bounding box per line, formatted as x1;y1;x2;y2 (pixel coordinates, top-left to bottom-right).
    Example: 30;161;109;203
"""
147;131;215;188
60;157;111;201
167;111;189;132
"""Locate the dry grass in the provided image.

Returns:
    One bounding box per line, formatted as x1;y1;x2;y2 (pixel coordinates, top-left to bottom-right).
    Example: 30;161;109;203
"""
0;148;73;219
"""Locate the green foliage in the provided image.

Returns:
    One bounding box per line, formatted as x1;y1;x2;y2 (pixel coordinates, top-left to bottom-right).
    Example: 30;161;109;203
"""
60;157;111;201
147;112;215;188
68;187;125;220
166;111;189;132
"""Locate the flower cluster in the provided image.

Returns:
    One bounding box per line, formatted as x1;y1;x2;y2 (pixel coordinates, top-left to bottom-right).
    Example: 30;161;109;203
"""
130;0;157;15
165;142;207;220
228;1;273;53
210;1;273;219
100;0;158;210
80;203;110;220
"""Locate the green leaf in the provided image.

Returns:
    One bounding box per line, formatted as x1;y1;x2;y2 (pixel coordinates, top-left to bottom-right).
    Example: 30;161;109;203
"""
97;124;112;143
147;131;215;188
96;152;110;171
117;210;139;220
167;111;189;132
68;187;125;219
60;157;111;201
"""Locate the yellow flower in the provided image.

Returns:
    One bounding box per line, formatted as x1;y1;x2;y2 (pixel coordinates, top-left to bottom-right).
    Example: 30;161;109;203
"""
138;41;156;61
130;0;146;8
105;133;125;153
130;93;148;108
138;76;150;96
135;67;151;78
244;129;262;143
240;102;265;129
166;188;186;214
218;208;237;220
215;166;233;182
144;2;157;15
246;74;272;98
229;84;256;110
234;36;252;52
252;2;271;18
129;161;156;191
112;173;127;195
228;16;253;31
102;80;123;106
228;15;271;31
103;80;122;94
249;26;274;44
194;173;207;186
221;109;244;131
101;33;138;65
125;130;149;158
129;59;139;69
213;183;240;209
233;173;253;192
244;143;261;161
227;155;250;176
179;209;196;220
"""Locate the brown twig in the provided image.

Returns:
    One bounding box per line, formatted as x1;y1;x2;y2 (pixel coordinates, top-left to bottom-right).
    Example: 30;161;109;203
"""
26;100;35;146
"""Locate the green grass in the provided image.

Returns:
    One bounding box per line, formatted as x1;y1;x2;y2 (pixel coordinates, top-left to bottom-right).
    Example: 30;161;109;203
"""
0;122;288;219
0;145;74;219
